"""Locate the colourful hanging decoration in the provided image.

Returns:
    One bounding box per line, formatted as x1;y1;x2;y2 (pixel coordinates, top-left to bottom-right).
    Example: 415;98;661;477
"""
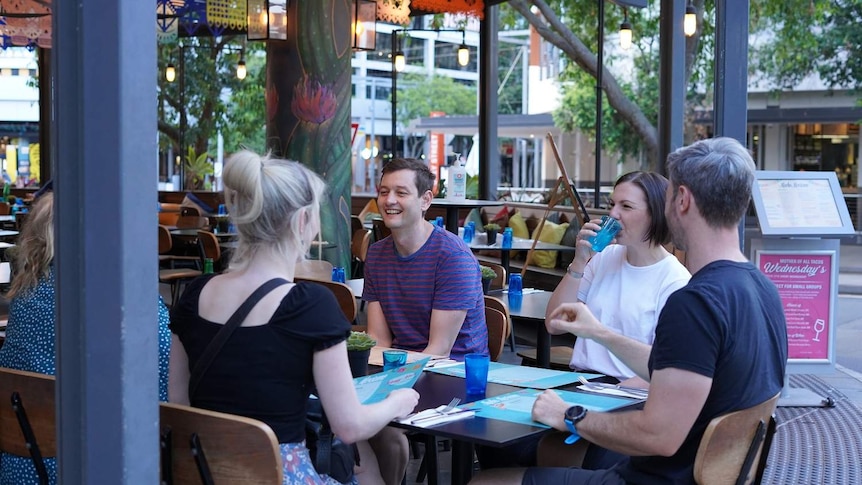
0;0;52;49
157;0;186;42
206;0;246;31
409;0;483;19
376;0;410;26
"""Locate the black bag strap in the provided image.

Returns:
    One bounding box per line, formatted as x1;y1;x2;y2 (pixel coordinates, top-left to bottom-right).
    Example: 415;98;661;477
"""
189;278;290;398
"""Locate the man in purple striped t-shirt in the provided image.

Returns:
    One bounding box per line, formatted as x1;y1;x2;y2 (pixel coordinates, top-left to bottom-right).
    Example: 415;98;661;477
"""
363;158;489;485
364;158;488;361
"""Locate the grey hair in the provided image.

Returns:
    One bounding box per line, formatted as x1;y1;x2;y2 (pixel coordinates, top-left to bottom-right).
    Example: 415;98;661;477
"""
222;150;326;271
665;137;756;229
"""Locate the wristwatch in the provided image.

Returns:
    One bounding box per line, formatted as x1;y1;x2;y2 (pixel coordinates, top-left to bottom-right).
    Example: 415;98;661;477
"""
563;405;587;444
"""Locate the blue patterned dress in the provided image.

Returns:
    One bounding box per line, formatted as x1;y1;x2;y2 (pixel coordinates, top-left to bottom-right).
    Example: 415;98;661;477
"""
0;266;171;484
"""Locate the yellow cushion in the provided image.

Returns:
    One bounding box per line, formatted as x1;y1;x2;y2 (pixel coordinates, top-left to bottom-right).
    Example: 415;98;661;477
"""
530;220;570;268
506;212;530;258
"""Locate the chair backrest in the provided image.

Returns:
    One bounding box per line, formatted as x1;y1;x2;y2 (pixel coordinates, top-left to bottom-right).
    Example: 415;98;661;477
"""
160;402;283;484
484;306;508;362
484;296;511;338
350;215;364;239
0;367;57;463
295;259;334;280
0;202;10;216
479;261;507;290
693;393;780;485
176;216;208;230
295;277;358;321
159;211;180;226
351;229;371;263
357;198;380;222
180;206;202;217
158;225;173;254
371;219;391;242
197;230;221;263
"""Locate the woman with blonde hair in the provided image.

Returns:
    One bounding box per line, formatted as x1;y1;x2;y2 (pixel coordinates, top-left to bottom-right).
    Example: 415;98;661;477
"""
0;192;172;484
169;150;418;485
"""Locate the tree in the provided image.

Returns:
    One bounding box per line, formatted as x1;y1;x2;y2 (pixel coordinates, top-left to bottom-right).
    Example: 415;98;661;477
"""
397;74;478;157
157;37;266;187
508;0;856;168
507;0;709;166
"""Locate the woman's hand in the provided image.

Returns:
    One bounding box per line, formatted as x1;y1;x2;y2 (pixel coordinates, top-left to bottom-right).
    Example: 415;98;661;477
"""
387;388;420;418
574;218;603;263
547;302;604;340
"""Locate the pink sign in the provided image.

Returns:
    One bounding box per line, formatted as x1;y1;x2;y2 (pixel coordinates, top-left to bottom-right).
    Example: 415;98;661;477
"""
758;252;832;360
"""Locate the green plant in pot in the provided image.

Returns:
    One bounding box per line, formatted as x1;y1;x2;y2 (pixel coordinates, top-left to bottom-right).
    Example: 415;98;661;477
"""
346;331;376;377
483;223;501;245
480;266;497;295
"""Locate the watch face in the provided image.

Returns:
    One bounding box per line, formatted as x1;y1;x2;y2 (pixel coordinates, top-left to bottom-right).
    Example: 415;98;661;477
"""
565;405;586;423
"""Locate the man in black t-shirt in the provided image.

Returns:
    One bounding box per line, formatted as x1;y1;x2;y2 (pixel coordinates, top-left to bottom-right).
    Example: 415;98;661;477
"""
472;137;788;485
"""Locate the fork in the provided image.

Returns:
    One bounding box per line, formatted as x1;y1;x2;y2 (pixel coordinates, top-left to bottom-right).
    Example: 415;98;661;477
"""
437;397;462;414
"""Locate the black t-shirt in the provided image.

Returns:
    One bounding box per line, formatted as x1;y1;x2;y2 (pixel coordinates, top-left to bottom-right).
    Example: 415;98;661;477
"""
170;274;351;443
616;261;788;484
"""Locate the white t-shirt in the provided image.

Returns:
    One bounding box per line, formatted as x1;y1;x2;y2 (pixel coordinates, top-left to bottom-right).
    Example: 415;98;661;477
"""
571;244;691;380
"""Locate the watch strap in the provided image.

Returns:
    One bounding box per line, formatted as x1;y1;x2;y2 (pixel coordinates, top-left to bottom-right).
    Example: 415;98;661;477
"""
564;419;581;444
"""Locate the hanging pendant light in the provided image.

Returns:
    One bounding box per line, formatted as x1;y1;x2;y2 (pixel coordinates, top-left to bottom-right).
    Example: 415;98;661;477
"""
247;0;288;41
457;30;470;66
236;55;247;80
165;63;177;83
684;1;697;37
352;0;378;51
619;9;632;50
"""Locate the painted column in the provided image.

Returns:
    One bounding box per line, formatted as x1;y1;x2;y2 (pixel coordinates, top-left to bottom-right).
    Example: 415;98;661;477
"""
267;0;352;273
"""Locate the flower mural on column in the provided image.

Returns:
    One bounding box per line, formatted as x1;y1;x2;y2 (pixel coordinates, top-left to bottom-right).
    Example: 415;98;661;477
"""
291;76;337;125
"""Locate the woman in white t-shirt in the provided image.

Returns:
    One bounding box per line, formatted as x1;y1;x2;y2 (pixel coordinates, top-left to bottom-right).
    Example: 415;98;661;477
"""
546;171;691;384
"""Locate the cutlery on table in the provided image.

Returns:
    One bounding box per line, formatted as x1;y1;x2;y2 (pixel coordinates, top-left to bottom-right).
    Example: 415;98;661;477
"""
577;376;649;397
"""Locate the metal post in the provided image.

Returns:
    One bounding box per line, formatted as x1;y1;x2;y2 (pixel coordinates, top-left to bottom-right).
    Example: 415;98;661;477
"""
658;0;685;175
595;0;605;209
178;46;186;190
391;31;398;159
479;4;500;200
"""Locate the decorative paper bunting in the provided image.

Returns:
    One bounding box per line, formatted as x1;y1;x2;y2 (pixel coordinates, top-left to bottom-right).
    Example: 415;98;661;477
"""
206;0;246;30
377;0;411;26
0;0;52;49
409;0;483;19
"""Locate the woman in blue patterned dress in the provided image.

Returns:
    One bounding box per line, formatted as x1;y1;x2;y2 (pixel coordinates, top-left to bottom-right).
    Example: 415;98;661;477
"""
0;192;171;484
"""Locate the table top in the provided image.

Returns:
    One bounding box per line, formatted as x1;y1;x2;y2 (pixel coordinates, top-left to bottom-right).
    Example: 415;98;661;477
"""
390;371;550;448
467;233;575;252
220;240;239;250
170;228;202;237
0;230;19;238
345;278;364;298
0;215;15;222
487;289;552;321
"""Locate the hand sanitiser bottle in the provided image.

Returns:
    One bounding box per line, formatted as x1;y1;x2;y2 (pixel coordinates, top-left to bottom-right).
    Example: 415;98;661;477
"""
447;154;467;201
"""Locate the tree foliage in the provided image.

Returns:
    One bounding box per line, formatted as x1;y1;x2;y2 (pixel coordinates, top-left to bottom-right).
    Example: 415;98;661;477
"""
507;0;855;168
397;74;478;157
157;37;267;177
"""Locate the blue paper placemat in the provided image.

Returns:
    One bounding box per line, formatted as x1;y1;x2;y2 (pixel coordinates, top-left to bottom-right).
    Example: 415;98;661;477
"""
353;357;430;404
462;388;640;427
428;361;600;389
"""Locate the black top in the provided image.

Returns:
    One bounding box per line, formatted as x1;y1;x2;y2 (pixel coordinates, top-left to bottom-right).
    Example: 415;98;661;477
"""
618;261;788;484
170;274;351;443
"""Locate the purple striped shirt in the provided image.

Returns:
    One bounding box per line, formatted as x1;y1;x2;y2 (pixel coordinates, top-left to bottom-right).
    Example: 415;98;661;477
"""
363;225;488;360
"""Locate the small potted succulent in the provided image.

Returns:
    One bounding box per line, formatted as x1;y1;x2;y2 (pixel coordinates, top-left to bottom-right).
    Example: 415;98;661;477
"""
480;266;498;295
346;331;377;377
483;223;501;245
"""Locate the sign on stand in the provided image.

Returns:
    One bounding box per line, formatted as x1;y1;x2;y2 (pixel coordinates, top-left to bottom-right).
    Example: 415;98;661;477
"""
750;171;856;407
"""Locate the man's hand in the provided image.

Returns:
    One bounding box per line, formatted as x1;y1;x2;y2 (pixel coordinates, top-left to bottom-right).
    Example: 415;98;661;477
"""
532;390;570;432
547;302;604;340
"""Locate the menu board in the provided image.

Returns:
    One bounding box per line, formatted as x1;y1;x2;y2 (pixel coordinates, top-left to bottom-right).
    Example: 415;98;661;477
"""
751;171;855;237
756;251;833;361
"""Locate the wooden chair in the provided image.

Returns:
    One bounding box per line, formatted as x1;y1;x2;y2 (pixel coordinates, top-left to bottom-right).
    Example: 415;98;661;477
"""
159;225;201;269
295;277;357;322
180;206;202;217
295;259;333;280
693;394;780;485
0;367;56;484
484;295;514;354
197;230;222;272
350;229;371;278
479;261;506;291
175;216;209;230
160;402;283;485
159;226;203;307
0;202;10;216
518;346;575;371
371;219;390;242
485;307;508;362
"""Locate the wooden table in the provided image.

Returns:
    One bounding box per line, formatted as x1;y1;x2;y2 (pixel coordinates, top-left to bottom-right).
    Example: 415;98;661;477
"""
390;371;549;485
487;289;554;368
430;199;501;235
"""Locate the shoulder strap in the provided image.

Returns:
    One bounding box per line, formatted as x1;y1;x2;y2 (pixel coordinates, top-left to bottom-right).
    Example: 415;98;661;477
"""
188;277;290;399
